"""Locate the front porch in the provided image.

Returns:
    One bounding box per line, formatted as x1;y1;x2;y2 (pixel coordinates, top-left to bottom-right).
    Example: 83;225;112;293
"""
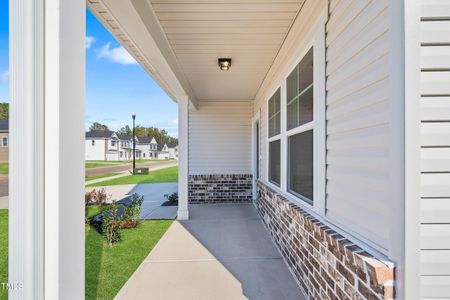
115;204;305;300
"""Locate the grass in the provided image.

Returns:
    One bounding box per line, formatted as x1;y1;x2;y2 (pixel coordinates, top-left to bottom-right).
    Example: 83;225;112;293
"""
0;163;8;175
85;173;120;182
85;220;172;300
85;205;111;219
0;210;8;300
87;166;178;187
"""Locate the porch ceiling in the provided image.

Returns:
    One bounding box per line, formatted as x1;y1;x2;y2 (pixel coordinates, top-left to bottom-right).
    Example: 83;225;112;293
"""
150;0;305;100
89;0;305;102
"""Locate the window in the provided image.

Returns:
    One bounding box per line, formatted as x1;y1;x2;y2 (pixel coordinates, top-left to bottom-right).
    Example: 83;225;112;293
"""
287;47;314;203
2;137;7;147
111;140;116;147
91;140;95;146
269;140;280;186
268;89;281;138
268;89;281;186
143;153;146;158
288;131;313;202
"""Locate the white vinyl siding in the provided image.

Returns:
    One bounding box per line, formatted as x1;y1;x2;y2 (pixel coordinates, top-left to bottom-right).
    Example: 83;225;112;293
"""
420;1;450;298
325;0;391;252
189;101;252;175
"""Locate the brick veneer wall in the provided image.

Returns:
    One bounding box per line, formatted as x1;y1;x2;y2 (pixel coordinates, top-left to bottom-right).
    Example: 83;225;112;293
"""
256;181;395;300
188;174;252;204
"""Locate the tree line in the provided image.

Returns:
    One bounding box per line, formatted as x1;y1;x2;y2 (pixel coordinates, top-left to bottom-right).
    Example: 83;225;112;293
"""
89;122;178;144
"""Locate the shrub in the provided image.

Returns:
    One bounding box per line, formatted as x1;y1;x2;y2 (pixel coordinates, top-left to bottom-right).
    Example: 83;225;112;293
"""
102;202;122;246
165;192;178;203
122;193;144;229
85;188;111;206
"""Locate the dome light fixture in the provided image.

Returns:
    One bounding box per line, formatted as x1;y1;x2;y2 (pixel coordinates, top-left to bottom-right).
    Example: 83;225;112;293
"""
218;58;232;71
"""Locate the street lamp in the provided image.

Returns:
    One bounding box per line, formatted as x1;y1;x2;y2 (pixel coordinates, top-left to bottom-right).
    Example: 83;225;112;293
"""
132;112;136;174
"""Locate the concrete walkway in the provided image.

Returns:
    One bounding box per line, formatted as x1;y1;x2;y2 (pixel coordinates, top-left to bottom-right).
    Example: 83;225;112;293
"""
115;204;305;300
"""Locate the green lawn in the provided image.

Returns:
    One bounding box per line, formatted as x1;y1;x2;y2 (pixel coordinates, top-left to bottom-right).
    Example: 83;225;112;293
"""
87;166;178;187
85;220;172;300
0;163;8;175
85;205;111;219
85;173;120;182
0;210;8;300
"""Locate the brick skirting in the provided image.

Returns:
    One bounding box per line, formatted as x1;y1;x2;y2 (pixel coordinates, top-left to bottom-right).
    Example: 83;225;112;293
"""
256;181;395;300
188;174;252;204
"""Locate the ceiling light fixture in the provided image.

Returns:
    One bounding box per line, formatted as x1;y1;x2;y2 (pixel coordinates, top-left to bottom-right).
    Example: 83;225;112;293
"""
218;58;232;71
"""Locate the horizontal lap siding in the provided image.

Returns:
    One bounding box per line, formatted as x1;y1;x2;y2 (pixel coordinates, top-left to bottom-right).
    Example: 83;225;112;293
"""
420;0;450;298
325;0;391;252
189;101;252;175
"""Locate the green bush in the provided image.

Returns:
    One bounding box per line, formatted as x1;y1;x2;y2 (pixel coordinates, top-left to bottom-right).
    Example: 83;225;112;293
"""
102;202;122;247
123;194;144;228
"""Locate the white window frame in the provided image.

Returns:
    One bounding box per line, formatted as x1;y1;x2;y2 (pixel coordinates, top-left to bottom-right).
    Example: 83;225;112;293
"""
265;15;326;217
267;88;282;187
2;136;7;147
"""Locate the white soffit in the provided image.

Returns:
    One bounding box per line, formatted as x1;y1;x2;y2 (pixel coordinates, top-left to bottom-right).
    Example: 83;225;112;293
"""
150;0;305;101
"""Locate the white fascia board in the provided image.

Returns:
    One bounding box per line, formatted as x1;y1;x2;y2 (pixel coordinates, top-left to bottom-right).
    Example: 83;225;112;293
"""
90;0;197;109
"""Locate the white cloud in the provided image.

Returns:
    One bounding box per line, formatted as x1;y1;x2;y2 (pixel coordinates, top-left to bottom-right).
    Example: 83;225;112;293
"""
0;71;8;85
85;35;95;49
97;42;137;65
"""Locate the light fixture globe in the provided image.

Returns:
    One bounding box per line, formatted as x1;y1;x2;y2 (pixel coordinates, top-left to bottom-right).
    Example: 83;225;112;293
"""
218;58;232;71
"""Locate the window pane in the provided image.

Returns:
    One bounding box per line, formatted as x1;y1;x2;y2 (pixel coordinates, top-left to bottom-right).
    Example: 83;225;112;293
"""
287;47;314;131
288;130;313;201
269;140;281;186
268;89;281;137
286;67;297;103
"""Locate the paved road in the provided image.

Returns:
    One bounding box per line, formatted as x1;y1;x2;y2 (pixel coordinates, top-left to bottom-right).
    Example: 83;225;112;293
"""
85;160;177;177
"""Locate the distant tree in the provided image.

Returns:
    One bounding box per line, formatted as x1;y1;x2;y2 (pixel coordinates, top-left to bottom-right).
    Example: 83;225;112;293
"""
117;125;132;136
89;122;109;131
0;103;8;120
117;124;178;144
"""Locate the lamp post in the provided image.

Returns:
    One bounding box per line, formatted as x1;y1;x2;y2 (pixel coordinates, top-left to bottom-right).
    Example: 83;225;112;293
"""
132;112;136;174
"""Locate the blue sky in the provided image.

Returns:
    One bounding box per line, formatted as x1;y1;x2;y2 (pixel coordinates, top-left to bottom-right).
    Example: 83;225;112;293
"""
0;2;178;136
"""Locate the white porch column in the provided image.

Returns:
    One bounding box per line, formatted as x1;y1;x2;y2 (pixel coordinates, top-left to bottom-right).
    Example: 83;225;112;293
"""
177;96;189;220
10;0;85;299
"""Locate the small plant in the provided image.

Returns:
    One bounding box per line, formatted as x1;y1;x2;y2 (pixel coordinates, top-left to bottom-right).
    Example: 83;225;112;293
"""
102;201;122;246
85;188;111;206
163;192;178;206
122;193;144;228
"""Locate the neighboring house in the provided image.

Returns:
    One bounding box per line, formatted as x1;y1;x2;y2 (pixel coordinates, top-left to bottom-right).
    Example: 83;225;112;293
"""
0;120;8;162
166;142;178;160
85;130;164;161
116;134;141;161
85;130;119;161
10;1;450;299
157;143;170;160
136;136;159;159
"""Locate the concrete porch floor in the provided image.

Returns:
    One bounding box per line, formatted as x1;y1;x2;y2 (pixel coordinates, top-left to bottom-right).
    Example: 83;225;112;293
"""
115;203;306;300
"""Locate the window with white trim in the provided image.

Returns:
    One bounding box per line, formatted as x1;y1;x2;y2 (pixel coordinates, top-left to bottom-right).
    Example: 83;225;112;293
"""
2;137;7;147
268;89;281;186
264;26;326;213
286;47;314;203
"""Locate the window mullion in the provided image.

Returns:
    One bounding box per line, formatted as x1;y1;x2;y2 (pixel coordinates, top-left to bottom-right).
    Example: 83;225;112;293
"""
280;80;287;193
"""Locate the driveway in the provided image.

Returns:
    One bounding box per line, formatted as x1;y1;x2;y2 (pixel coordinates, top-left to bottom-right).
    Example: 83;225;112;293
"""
115;204;305;300
86;182;178;219
85;160;177;177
